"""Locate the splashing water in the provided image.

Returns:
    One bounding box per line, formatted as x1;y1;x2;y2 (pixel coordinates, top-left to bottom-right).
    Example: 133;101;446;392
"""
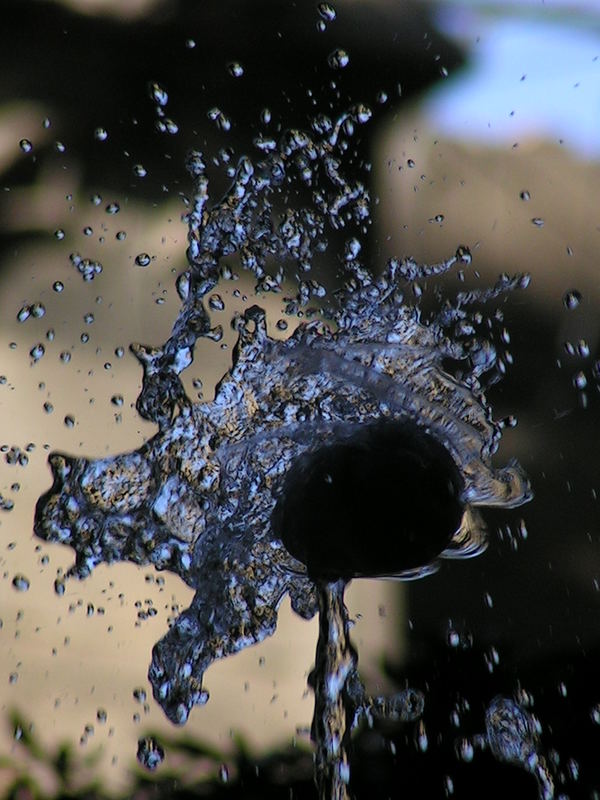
34;99;531;764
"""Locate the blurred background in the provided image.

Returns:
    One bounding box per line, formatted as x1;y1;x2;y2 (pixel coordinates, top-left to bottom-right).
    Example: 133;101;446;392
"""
1;0;600;797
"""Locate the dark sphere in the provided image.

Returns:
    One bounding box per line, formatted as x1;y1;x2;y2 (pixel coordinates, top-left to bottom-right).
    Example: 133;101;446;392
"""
273;420;465;581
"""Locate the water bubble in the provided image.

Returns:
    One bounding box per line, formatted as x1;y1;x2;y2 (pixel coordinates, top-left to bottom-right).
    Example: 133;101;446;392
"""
563;289;582;310
227;61;244;78
137;736;164;770
328;48;349;69
12;574;30;592
148;82;169;107
19;138;33;153
133;164;147;178
135;253;152;267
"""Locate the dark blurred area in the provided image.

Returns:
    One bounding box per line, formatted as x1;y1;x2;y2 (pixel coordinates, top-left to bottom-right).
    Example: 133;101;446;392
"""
0;0;462;219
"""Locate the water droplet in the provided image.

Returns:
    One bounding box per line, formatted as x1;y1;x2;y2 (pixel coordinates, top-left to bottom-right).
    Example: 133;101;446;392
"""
227;61;244;78
96;708;107;724
19;138;33;153
53;281;64;293
207;108;231;132
185;38;196;49
30;343;45;362
43;401;54;414
94;128;108;142
59;351;71;363
407;158;415;168
12;574;30;592
455;245;472;264
563;289;582;310
208;293;225;311
531;217;544;228
133;164;147;178
64;415;75;428
573;371;587;390
54;576;66;595
148;82;169;107
218;763;229;783
83;226;93;237
90;194;102;206
105;202;120;215
133;687;147;704
17;306;31;323
520;190;530;201
116;230;127;241
136;736;164;770
115;346;124;358
111;394;123;407
135;253;151;267
318;2;336;21
328;48;349;69
54;229;65;240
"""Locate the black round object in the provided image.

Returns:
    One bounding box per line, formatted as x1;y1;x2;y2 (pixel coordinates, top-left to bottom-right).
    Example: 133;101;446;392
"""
273;420;465;580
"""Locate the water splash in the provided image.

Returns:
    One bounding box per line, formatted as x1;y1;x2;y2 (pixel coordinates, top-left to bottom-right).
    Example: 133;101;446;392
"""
35;103;531;739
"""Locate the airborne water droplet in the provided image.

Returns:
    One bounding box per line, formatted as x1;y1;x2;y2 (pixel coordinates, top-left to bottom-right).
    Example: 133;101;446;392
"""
136;736;164;770
94;128;108;142
148;82;169;107
19;138;33;153
12;574;30;592
563;289;582;309
328;48;349;69
227;61;244;78
135;253;151;267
